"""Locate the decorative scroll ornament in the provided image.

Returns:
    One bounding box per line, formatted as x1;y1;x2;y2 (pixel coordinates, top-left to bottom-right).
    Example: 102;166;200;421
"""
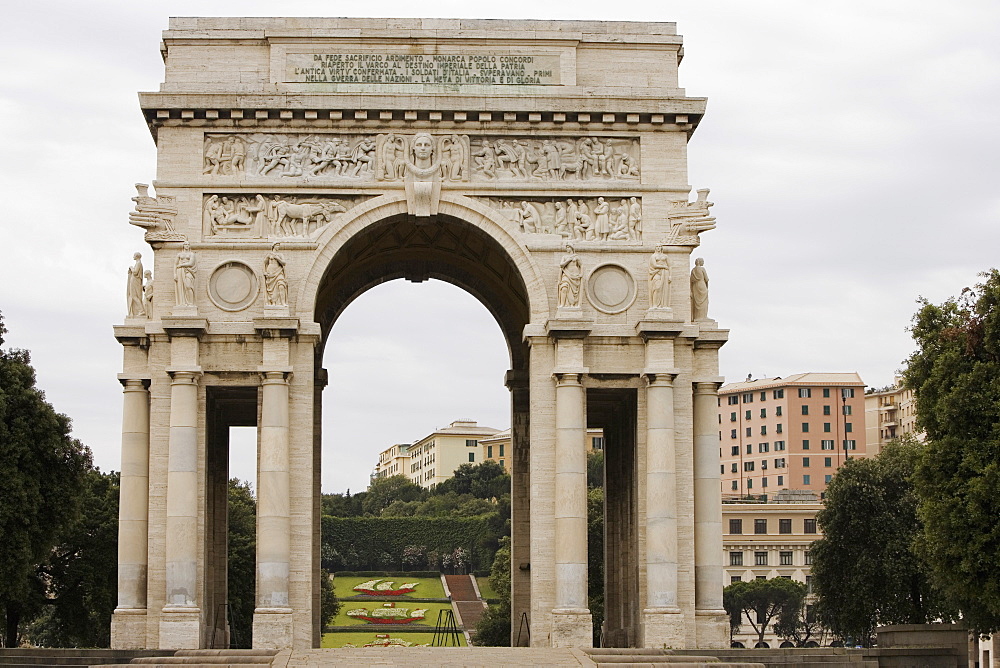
203;194;364;239
663;188;716;246
471;136;640;182
476;196;641;242
129;184;182;241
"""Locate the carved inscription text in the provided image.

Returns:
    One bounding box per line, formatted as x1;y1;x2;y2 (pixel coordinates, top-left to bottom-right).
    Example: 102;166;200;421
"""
286;53;560;85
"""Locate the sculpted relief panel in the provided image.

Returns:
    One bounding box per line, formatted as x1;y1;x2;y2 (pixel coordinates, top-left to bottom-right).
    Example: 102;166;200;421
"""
476;196;642;242
471;136;639;182
204;133;377;179
203;194;365;239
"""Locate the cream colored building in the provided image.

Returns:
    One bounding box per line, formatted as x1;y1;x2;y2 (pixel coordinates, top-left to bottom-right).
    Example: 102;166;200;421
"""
482;427;604;472
406;419;500;488
373;443;411;480
722;494;824;647
864;377;922;455
112;17;731;651
718;373;867;498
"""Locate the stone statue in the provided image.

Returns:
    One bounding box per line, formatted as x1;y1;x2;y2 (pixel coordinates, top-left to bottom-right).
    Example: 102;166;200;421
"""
404;132;442;217
127;252;145;317
648;245;671;309
557;244;583;309
691;257;710;320
174;243;197;307
264;243;289;307
142;270;154;316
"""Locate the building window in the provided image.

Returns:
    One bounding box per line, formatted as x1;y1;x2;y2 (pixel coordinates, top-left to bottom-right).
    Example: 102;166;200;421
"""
843;405;853;416
730;551;744;566
745;409;752;420
499;459;505;470
777;475;784;485
730;412;737;422
731;575;742;584
755;551;768;566
802;423;809;432
775;458;786;468
803;474;811;485
802;439;810;450
731;463;738;473
775;441;785;451
779;518;792;534
469;452;475;463
798;388;811;398
760;408;767;418
729;519;743;534
731;480;738;490
801;405;809;415
466;439;478;447
825;457;832;467
744;461;755;472
754;519;767;534
500;444;506;457
780;551;793;566
747;479;753;489
728;395;739;405
776;423;783;433
761;460;768;470
774;389;785;399
823;388;831;398
823;405;831;415
731;445;739;456
776;406;783;416
762;476;768;487
802;457;810;467
591;437;604;450
746;444;752;454
804;518;817;534
821;440;834;450
844;440;856;450
825;474;832;483
746;427;752;437
731;429;737;439
760;425;767;436
842;388;855;398
804;550;812;565
760;391;767;401
759;442;769;453
743;393;754;403
845;422;853;433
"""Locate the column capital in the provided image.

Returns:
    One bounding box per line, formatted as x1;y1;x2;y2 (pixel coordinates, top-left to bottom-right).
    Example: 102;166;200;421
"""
118;376;151;390
642;370;679;386
167;369;202;384
260;370;292;384
504;369;529;391
693;380;724;394
553;372;584;386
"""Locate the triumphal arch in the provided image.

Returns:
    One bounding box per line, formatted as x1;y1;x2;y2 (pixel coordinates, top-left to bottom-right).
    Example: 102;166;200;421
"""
112;17;729;651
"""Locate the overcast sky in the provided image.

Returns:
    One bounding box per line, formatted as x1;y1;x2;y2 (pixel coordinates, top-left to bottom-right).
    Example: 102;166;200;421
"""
1;1;997;493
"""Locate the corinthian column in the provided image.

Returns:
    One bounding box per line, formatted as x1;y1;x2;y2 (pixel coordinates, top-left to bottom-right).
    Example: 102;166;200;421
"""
693;381;728;646
111;379;149;649
253;371;293;647
642;373;684;647
160;370;202;648
551;371;592;647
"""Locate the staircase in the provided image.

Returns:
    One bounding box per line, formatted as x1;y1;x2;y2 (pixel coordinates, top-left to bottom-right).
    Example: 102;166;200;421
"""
583;648;765;667
102;650;278;668
444;574;486;633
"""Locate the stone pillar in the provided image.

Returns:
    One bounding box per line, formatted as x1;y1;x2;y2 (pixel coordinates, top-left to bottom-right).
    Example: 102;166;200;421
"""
112;379;150;649
253;371;293;647
642;372;685;647
693;381;729;647
506;370;532;646
160;370;202;648
551;370;593;647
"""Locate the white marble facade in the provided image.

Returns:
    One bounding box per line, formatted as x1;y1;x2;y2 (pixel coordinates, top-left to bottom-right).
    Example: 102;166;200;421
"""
112;17;728;651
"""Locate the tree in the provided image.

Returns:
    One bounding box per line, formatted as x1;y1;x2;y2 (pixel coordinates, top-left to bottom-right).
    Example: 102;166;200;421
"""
773;600;824;648
26;469;120;647
0;313;92;647
227;479;256;648
361;475;426;516
905;269;1000;634
587;450;604;489
319;569;340;627
810;437;948;645
434;460;510;499
472;536;511;646
723;578;806;646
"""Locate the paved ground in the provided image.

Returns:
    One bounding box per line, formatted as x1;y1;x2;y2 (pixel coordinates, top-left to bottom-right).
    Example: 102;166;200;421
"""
278;647;597;667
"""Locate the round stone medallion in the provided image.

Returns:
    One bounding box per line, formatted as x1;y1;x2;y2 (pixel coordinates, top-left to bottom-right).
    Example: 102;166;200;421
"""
208;261;259;311
587;263;637;314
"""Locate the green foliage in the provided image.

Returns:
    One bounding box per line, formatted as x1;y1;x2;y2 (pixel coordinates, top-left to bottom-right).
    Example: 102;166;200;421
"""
322;490;366;517
434;460;510;499
319;570;340;627
0;313;92;647
773;600;823;648
587;486;604;645
587;450;605;489
723;577;806;646
811;438;948;645
904;269;1000;634
24;469;119;647
473;536;511;646
361;475;426;516
322;516;496;572
226;479;256;648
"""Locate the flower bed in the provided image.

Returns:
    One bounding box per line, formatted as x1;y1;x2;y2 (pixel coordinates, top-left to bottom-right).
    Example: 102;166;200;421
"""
345;602;427;624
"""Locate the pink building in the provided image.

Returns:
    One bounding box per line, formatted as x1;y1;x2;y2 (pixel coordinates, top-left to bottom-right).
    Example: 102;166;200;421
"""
718;373;867;498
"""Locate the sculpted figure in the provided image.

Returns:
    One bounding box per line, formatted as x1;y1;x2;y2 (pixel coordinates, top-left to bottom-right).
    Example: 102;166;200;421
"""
127;252;145;317
610;199;630;240
557;244;583;308
204;137;223;175
594;197;611;241
264;243;289;306
442;134;467;181
553;201;569;237
520;201;540;234
495;140;517;174
648;245;671;309
229;136;246;174
352;137;376;177
629;197;642;240
472;139;497;179
142;270;154;316
691;257;710;320
174;243;197;307
404;133;442;217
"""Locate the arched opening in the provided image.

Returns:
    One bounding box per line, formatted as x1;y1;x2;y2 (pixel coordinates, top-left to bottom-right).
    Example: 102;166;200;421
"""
311;212;534;645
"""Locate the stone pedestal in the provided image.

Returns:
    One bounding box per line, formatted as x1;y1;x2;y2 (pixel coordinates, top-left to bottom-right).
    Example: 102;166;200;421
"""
111;609;148;650
642;608;686;649
695;611;731;649
159;609;201;649
253;609;294;649
551;609;594;648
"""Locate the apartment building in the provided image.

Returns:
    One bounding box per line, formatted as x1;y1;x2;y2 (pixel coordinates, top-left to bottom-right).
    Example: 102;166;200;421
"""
481;427;605;472
406;419;501;488
723;492;824;647
719;373;867;497
373;442;412;480
864;377;922;455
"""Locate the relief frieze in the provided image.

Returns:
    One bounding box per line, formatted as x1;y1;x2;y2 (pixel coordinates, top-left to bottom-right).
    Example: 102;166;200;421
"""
203;133;377;179
470;136;639;182
203;194;367;239
476;196;642;242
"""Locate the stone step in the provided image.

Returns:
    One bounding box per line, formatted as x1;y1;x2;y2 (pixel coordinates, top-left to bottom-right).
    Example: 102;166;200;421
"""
593;664;764;668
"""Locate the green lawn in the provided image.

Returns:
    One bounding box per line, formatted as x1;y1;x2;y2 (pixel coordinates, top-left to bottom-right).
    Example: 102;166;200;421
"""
334;575;446;600
333;600;455;627
475;576;498;601
321;631;466;647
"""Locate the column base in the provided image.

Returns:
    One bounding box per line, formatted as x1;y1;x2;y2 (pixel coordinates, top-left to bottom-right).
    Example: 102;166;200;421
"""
695;609;730;649
253;608;294;649
111;608;148;649
550;608;593;648
642;607;686;649
159;607;202;649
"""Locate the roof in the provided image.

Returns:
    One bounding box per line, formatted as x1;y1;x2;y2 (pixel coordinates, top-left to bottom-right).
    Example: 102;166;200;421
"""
721;372;865;393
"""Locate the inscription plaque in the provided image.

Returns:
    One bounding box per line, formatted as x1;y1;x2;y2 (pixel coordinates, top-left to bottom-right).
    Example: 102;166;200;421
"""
286;53;560;85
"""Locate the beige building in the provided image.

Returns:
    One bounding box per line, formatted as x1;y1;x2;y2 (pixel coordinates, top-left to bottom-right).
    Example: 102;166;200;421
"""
482;427;604;472
407;420;500;488
864;377;922;455
723;494;824;647
373;443;411;480
718;373;868;498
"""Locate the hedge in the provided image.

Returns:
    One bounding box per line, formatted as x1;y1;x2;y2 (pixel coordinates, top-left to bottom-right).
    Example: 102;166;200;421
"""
322;515;499;572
